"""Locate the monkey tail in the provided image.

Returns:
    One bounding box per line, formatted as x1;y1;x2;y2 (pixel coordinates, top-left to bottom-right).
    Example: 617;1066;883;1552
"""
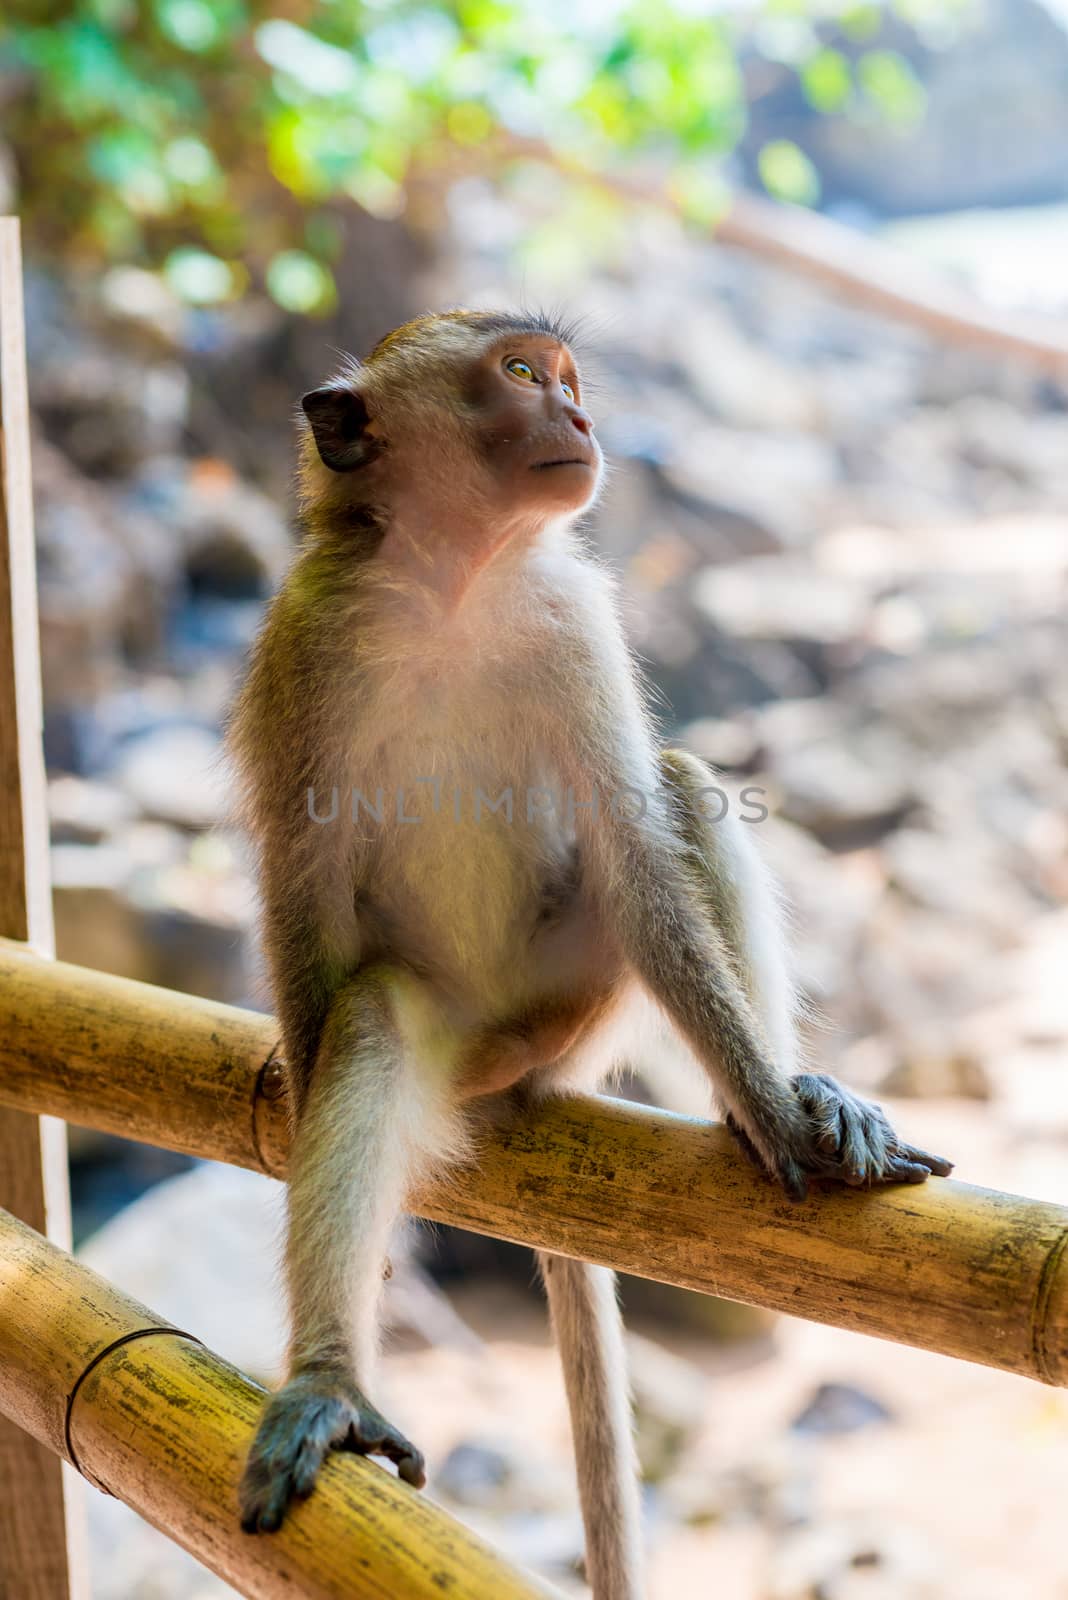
536;1252;644;1600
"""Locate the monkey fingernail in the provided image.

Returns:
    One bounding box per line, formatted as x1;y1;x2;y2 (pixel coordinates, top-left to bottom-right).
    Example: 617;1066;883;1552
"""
399;1455;427;1488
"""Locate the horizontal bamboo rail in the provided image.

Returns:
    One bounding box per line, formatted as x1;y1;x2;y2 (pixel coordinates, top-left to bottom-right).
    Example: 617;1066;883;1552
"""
0;1202;558;1600
1;937;1066;1386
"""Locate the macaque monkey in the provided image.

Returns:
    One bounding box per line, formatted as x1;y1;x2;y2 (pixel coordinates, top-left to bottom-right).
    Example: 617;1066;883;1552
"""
227;310;952;1598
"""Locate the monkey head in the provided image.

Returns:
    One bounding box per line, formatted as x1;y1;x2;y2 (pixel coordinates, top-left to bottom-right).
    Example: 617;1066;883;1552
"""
299;311;602;531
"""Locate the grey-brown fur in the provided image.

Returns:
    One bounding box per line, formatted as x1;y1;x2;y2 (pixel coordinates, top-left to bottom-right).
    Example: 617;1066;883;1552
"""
226;310;953;1592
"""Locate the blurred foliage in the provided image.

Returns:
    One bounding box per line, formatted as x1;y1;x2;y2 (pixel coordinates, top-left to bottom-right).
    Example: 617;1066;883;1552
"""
4;0;956;311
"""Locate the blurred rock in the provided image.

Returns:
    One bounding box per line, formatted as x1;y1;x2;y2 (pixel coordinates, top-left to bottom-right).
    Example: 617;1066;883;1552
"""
693;556;870;646
115;724;227;830
48;774;136;845
672;305;823;432
132;455;293;599
33;438;178;708
679;716;760;772
770;739;916;850
628;1333;708;1484
436;1440;516;1507
662;428;837;549
767;1519;937;1600
877;1046;993;1102
790;1384;894;1438
52;824;252;1001
34;337;189;478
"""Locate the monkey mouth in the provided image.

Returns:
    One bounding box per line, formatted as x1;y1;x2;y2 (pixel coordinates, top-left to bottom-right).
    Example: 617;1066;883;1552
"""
532;457;595;470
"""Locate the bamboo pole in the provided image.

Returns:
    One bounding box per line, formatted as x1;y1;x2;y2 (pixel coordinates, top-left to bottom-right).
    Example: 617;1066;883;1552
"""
0;1203;559;1600
0;217;89;1598
1;938;1066;1386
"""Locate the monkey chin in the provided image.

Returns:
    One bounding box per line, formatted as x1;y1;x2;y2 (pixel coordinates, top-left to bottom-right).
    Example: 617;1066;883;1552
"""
526;459;600;515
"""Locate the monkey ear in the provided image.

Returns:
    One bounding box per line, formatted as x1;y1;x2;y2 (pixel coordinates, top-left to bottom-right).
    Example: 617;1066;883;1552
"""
300;386;379;473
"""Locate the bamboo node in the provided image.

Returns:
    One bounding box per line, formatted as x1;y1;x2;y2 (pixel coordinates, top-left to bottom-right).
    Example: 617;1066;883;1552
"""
251;1048;290;1178
260;1056;287;1102
65;1325;203;1494
1033;1225;1068;1386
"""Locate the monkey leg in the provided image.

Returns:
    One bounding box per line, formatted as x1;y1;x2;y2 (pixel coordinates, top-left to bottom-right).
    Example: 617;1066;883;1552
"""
536;1251;643;1600
240;964;452;1534
659;749;952;1195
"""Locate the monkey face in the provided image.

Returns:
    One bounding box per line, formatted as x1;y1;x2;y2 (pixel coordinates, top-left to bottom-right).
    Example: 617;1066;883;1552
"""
463;334;602;517
299;312;603;535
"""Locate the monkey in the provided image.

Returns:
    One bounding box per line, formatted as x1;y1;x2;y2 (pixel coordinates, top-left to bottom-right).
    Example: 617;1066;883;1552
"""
226;309;952;1598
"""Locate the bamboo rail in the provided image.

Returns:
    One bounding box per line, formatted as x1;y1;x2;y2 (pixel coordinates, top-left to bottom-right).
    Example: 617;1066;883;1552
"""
0;1202;559;1600
1;937;1066;1386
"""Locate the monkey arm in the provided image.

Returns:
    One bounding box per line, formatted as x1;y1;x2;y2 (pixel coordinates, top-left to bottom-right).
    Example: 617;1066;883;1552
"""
532;617;806;1183
657;748;952;1193
550;620;949;1197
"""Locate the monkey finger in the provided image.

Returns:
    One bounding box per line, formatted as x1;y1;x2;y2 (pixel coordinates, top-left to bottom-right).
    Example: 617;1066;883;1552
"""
723;1113;768;1174
791;1073;841;1152
345;1416;427;1489
774;1158;809;1203
892;1142;954;1177
372;1432;426;1489
397;1449;428;1489
839;1112;882;1186
877;1156;935;1186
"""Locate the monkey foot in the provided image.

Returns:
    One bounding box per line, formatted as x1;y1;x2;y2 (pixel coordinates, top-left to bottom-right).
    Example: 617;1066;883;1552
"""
239;1370;425;1534
726;1071;954;1201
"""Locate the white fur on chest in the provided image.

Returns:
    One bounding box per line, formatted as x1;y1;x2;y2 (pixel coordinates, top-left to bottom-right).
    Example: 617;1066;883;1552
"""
346;541;592;1009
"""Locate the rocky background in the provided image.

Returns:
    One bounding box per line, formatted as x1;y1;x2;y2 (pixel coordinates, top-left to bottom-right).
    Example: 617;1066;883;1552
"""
39;190;1068;1166
25;105;1068;1600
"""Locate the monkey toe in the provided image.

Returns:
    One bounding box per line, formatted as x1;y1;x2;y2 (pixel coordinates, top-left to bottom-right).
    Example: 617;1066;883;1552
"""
777;1159;809;1202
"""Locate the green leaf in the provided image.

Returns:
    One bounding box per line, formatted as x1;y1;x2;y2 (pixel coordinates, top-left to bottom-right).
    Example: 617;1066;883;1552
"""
265;250;336;315
757;138;820;205
164;247;235;304
800;48;852;113
838;4;883;42
155;0;224;53
669;165;732;227
856;48;926;124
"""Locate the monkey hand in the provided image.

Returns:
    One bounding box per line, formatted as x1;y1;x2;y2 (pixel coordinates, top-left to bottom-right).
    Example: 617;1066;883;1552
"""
726;1071;953;1201
239;1369;426;1534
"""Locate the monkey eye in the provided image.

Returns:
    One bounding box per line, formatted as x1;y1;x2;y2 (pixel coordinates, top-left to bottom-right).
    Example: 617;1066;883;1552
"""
505;357;537;383
561;380;576;402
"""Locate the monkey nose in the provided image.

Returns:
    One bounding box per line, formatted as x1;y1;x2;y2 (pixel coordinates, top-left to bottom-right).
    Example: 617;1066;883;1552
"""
569;408;594;436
